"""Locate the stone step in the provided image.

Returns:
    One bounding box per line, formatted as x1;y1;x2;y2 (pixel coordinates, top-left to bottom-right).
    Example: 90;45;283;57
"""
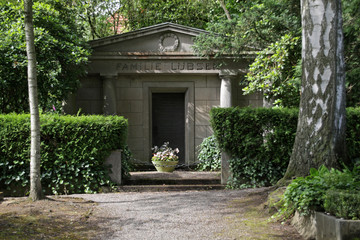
124;178;220;185
120;171;223;192
118;184;225;192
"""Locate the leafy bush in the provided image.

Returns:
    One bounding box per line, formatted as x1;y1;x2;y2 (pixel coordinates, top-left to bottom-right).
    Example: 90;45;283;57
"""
346;107;360;165
324;189;360;220
0;114;128;195
0;2;90;113
210;107;360;188
210;107;298;188
196;135;221;171
121;145;135;180
280;165;360;218
243;35;301;108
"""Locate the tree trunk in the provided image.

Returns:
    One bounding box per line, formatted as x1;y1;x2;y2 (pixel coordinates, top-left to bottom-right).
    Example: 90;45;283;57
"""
283;0;346;179
24;0;43;200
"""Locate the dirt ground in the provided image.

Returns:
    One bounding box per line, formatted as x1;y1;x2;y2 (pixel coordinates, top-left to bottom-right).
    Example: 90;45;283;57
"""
0;196;102;240
0;188;303;240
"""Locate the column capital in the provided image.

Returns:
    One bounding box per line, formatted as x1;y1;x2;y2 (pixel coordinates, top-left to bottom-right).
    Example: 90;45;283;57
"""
100;74;117;80
219;69;238;79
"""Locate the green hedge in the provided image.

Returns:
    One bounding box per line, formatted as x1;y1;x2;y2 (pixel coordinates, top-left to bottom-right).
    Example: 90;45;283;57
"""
0;114;128;195
324;189;360;220
346;107;360;164
210;107;360;188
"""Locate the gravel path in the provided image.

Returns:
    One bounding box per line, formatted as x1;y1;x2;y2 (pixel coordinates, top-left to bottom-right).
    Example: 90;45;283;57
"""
72;188;279;240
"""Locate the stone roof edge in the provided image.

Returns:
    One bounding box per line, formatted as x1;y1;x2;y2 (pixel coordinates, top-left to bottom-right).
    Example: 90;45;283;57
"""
89;22;209;48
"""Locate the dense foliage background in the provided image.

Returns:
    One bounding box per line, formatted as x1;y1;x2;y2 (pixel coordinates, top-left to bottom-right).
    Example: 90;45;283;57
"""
0;114;128;195
0;1;90;113
193;0;359;108
1;0;358;111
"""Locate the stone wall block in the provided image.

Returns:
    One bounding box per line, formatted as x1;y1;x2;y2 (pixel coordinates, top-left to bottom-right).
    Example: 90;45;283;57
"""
195;101;207;113
195;112;210;126
77;88;102;100
131;101;143;113
117;100;131;113
124;113;143;126
128;126;144;138
104;150;122;185
195;125;208;139
206;76;221;88
195;88;217;101
117;88;143;100
115;78;131;87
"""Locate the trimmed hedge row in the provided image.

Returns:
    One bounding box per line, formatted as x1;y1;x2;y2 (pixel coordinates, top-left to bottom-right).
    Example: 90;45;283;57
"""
0;114;128;195
324;189;360;220
210;107;360;188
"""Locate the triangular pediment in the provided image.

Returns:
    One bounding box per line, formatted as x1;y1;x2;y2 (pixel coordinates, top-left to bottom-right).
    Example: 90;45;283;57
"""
90;22;208;53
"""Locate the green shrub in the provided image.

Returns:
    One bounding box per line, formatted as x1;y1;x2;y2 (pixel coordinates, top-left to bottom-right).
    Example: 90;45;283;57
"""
280;165;360;218
283;166;330;216
0;114;128;195
210;107;298;188
196;135;221;171
210;107;360;188
121;145;135;180
324;189;360;220
346;107;360;165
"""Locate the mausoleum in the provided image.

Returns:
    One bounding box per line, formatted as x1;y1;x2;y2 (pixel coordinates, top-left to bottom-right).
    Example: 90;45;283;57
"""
64;23;263;167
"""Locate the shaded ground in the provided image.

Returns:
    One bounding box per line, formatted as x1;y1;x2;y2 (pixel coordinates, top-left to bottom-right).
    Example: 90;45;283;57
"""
0;197;101;240
0;188;303;240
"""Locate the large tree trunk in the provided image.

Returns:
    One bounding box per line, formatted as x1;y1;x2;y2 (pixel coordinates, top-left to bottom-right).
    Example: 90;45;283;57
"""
283;0;346;179
24;0;43;200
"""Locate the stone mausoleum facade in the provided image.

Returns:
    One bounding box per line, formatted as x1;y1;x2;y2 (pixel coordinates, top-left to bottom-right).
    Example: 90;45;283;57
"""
65;23;263;167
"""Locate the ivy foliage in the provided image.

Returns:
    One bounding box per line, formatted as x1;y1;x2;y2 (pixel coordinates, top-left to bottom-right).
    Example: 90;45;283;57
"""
0;114;128;195
196;135;221;171
210;107;360;188
343;0;360;107
243;35;301;108
280;165;360;219
0;1;90;113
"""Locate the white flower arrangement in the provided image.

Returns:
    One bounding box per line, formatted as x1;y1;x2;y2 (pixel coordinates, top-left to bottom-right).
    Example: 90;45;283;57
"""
151;142;179;162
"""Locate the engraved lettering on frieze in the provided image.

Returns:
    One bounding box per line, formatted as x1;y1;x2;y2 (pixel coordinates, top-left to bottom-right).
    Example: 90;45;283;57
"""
116;62;219;72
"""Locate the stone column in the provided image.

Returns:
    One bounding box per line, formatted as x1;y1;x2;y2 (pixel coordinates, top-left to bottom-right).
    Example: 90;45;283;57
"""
102;75;117;115
220;75;233;107
105;150;122;185
219;72;236;185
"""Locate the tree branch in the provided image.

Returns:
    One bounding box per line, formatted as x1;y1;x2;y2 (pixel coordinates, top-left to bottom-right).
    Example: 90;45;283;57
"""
218;0;231;20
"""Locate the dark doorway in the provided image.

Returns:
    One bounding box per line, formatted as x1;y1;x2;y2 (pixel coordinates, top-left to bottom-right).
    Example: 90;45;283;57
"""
152;93;185;164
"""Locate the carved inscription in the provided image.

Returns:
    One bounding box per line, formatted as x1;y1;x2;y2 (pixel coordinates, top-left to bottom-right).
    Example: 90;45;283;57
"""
116;61;218;72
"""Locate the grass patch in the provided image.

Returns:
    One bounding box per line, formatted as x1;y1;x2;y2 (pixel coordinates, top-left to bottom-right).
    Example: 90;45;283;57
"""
216;188;303;240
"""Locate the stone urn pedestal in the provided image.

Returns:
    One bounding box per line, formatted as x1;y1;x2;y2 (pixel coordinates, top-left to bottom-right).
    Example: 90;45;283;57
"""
152;161;178;173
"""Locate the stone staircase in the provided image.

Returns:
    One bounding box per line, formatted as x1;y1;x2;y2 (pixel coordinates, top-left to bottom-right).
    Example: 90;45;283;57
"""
118;171;225;192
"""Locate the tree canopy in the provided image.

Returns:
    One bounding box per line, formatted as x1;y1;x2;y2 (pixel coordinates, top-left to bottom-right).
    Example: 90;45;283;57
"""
71;0;216;40
194;0;359;108
0;0;90;113
1;0;359;112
